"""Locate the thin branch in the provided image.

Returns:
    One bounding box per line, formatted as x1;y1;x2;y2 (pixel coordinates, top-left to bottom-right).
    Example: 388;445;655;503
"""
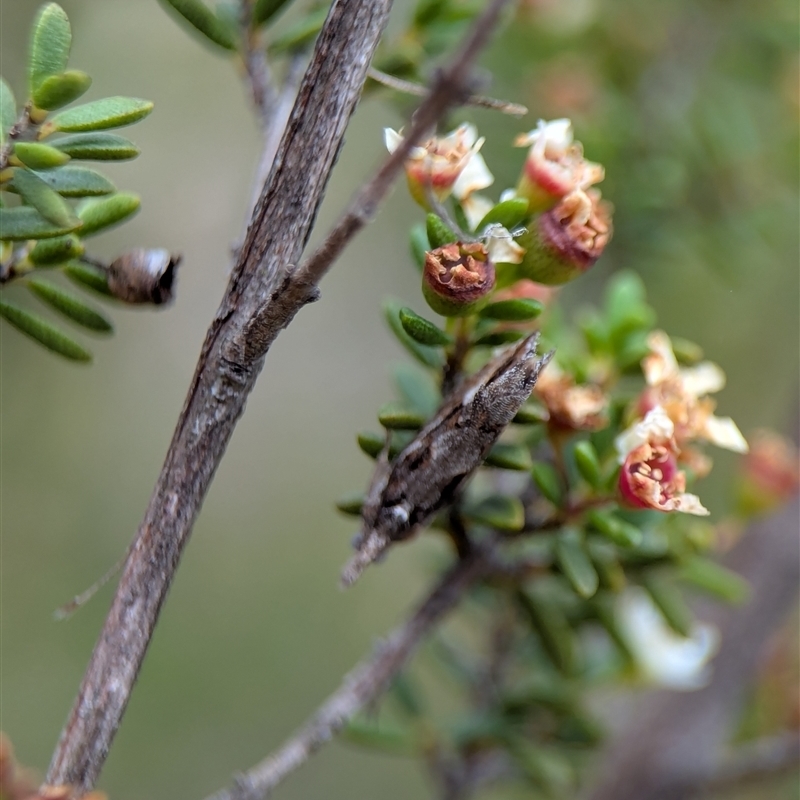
44;0;514;792
368;67;528;117
203;544;496;800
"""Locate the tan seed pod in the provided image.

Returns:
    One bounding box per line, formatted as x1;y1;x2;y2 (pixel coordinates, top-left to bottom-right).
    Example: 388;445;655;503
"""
107;248;180;305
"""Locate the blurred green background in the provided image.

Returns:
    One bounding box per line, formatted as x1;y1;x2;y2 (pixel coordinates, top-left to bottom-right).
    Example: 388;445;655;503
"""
1;0;797;797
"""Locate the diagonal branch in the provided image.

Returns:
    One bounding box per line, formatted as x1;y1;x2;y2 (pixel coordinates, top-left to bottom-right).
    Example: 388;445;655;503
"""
45;0;514;792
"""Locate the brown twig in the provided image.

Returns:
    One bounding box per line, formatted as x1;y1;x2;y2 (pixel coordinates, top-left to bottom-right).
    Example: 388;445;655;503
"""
44;0;514;792
203;543;497;800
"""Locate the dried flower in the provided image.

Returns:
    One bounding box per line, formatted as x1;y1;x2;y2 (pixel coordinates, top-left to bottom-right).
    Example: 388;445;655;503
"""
422;242;495;317
616;406;710;515
384;124;493;209
534;359;608;431
482;224;526;265
737;429;800;515
107;248;180;305
516;188;612;284
514;118;604;212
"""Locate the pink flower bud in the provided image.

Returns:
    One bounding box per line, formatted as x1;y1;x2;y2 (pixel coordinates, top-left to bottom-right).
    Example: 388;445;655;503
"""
422;242;495;317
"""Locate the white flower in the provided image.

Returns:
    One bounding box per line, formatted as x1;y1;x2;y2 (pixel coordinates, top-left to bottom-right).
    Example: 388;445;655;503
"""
615;405;675;463
482;224;525;264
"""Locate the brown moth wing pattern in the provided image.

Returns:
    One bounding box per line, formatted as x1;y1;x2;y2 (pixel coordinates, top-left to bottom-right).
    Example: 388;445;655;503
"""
342;332;553;586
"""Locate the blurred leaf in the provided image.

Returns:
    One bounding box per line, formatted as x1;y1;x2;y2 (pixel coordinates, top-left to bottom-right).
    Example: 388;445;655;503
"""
413;0;449;27
0;78;16;142
341;718;415;755
473;328;526;347
76;192;140;236
479;297;543;321
642;573;693;638
28;166;116;197
463;494;524;531
398;307;451;346
511;740;576;796
0;206;80;240
485;442;533;471
52;132;139;161
585;509;642;548
159;0;238;51
63;260;112;296
587;539;626;593
532;461;563;505
13;141;70;169
46;97;154;133
29;233;84;265
604;271;656;347
513;399;549;424
389;673;423;717
12;167;77;227
555;529;599;599
32;69;91;111
252;0;293;26
573;440;601;488
357;430;384;459
28;3;71;96
409;223;429;270
335;491;364;516
269;7;328;53
0;298;91;361
426;213;457;248
670;337;704;365
26;276;112;332
475;197;529;233
679;556;750;604
392;361;440;416
517;588;576;675
384;298;443;367
378;402;426;430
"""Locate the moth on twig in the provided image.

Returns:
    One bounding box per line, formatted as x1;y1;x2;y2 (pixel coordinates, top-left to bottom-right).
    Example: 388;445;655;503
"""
342;332;553;586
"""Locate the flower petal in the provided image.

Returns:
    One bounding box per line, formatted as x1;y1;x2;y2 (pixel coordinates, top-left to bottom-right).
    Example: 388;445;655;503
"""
703;414;749;453
616;405;675;461
452;148;494;201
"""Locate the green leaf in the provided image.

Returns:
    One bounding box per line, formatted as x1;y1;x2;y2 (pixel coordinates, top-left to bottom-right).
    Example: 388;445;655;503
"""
28;165;116;197
63;260;112;296
398;307;452;346
378;403;426;430
426;213;457;248
26;276;113;332
513;400;549;425
29;233;84;265
409;223;429;270
0;78;16;142
252;0;293;26
357;430;384;459
159;0;238;50
13;141;70;169
479;297;543;321
642;573;693;638
671;337;704;365
475;197;529;234
269;7;328;53
679;556;749;604
555;530;599;599
573;440;601;488
413;0;449;26
12;167;77;227
32;69;91;111
473;328;526;347
604;270;656;346
76;192;140;236
0;298;91;361
463;494;524;531
0;206;80;240
28;3;72;96
517;589;576;675
587;540;626;593
46;97;154;133
52;132;139;161
341;719;415;755
585;510;642;548
392;361;440;417
531;461;563;505
485;442;533;471
335;491;364;516
384;298;443;368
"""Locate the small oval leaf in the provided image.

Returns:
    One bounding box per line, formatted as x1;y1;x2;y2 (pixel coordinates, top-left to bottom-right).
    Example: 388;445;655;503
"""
398;307;452;346
12;167;77;227
26;276;113;332
426;213;457;249
409;223;430;271
473;328;526;347
269;7;328;53
476;197;529;234
32;69;92;111
531;461;563;505
463;494;524;531
46;97;154;133
392;361;440;417
485;442;533;471
76;192;140;236
555;530;599;599
63;260;112;296
479;298;543;321
357;430;384;459
0;298;91;361
0;206;80;240
52;132;139;161
573;440;601;488
29;233;84;265
159;0;238;50
384;298;444;368
378;403;426;430
28;3;72;96
517;589;576;676
513;400;549;425
0;78;16;142
253;0;293;25
642;573;693;638
29;165;116;197
679;556;749;604
13;141;71;169
585;509;642;548
335;491;365;517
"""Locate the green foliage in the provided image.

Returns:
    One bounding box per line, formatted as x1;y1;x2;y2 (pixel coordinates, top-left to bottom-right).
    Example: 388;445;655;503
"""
425;212;457;248
1;2;155;362
158;0;238;51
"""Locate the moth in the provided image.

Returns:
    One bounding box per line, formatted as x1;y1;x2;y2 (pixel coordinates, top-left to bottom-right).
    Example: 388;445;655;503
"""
342;332;553;585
